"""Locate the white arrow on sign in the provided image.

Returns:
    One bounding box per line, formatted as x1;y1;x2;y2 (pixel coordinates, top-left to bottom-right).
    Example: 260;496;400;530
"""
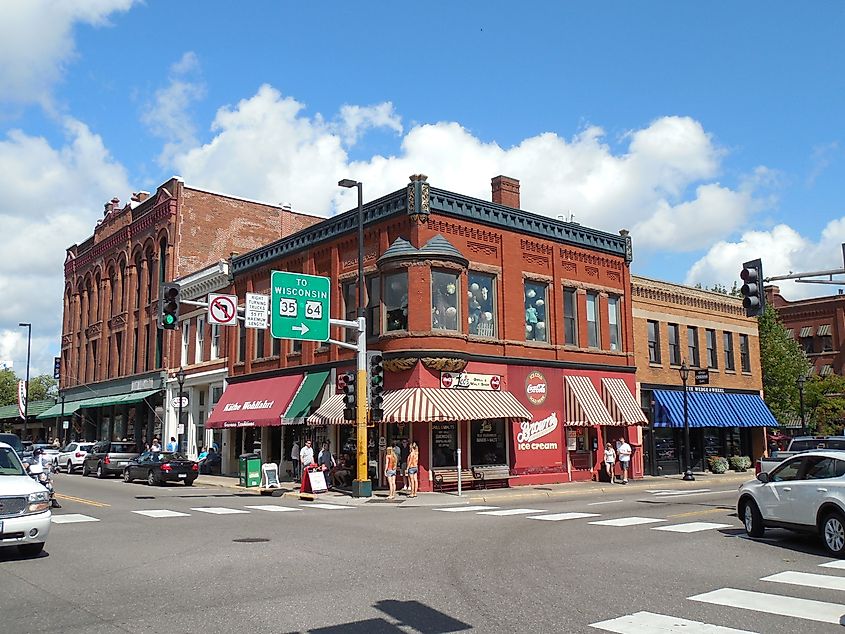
292;323;310;335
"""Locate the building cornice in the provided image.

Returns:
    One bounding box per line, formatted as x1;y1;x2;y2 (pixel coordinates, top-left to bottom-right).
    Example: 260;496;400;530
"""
632;275;745;316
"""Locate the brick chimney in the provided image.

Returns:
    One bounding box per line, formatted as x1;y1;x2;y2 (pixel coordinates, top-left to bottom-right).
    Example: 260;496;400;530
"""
491;175;520;208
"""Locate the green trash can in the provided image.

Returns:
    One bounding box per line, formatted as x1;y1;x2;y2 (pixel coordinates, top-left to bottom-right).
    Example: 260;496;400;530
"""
238;453;261;487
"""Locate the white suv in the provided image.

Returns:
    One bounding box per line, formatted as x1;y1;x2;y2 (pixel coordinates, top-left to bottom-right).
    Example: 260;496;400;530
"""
0;442;51;556
55;442;94;474
738;450;845;556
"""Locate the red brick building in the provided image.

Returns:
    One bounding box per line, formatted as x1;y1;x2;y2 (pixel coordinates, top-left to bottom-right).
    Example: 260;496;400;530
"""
39;177;320;447
206;175;646;490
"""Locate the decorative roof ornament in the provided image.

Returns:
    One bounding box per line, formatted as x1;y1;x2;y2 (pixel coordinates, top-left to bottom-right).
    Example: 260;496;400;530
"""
407;174;430;224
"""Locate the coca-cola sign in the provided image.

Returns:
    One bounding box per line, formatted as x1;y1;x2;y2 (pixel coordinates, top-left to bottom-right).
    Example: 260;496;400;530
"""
525;370;547;405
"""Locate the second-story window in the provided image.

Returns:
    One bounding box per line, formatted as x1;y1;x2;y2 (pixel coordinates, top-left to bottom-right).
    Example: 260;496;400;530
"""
668;323;681;365
724;331;735;371
271;332;280;357
608;296;621;351
740;333;751;372
181;320;190;366
706;329;717;369
237;323;246;363
255;328;265;360
524;280;549;343
687;326;700;367
384;271;408;332
468;271;496;338
647;320;661;364
195;316;205;364
586;291;600;348
563;287;578;345
366;276;381;338
432;270;460;331
211;324;221;360
342;281;356;343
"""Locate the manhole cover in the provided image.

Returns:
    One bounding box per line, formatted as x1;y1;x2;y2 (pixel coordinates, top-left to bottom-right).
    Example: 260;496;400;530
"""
232;537;270;543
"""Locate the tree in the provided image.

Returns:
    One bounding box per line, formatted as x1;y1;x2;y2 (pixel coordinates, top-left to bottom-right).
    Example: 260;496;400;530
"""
804;374;845;435
758;304;811;424
0;368;18;406
693;281;741;297
28;375;57;402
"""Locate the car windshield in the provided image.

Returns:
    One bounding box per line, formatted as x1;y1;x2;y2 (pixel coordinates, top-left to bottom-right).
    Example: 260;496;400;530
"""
0;447;26;476
110;443;137;453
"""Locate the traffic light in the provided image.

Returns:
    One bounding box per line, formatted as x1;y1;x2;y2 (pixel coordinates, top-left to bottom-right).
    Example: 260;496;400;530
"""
343;371;356;421
158;282;181;329
369;354;384;422
740;259;765;317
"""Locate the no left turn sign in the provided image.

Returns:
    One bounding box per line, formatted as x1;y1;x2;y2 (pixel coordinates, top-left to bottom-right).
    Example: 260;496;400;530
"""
207;293;238;326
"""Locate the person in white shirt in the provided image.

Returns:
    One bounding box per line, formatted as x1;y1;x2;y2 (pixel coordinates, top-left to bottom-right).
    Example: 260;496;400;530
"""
616;438;632;484
603;442;616;483
299;438;314;471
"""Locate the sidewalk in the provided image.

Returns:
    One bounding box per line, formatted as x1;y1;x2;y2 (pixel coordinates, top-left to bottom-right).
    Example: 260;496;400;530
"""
194;470;754;506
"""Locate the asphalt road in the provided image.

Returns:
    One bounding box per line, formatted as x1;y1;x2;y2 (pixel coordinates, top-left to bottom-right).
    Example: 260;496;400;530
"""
3;473;845;633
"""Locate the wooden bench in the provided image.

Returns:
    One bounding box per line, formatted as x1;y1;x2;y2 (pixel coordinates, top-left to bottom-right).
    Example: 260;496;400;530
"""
472;465;511;489
432;468;479;492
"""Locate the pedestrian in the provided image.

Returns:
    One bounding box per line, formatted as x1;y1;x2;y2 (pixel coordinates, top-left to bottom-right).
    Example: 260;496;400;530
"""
616;437;632;484
51;437;61;449
291;439;300;478
385;444;398;500
318;441;335;489
399;439;410;491
166;436;177;452
299;438;314;471
603;442;616;483
151;437;162;452
407;441;419;498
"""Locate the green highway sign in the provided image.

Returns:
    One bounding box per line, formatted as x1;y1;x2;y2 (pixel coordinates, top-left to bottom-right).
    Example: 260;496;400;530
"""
270;271;331;342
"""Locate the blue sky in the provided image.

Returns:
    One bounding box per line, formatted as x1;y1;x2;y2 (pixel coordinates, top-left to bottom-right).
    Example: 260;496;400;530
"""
1;1;844;375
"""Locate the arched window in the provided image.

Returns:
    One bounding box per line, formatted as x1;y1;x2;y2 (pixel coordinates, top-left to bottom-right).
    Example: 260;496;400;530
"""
134;253;143;307
159;237;168;283
109;268;118;316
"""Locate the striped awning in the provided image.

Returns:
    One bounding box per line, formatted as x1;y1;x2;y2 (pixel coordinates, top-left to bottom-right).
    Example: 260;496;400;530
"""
800;326;813;338
381;388;531;424
785;328;794;338
601;378;647;425
307;394;352;425
564;376;614;426
818;324;832;336
821;364;833;376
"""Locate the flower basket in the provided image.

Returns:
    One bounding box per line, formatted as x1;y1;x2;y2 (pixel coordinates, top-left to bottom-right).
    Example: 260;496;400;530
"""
729;456;751;472
708;456;728;474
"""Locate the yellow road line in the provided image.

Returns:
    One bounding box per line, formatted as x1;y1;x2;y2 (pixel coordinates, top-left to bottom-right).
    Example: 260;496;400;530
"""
55;493;110;508
667;507;732;519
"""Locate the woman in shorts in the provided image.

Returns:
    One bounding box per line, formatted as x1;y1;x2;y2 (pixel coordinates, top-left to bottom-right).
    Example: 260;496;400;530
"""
385;444;398;500
603;442;616;483
407;441;419;498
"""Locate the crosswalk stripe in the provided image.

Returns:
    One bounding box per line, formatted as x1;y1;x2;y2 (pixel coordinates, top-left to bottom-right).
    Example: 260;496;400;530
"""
245;505;300;512
477;508;546;516
303;503;351;510
433;506;499;512
819;560;845;570
190;507;250;515
51;513;100;524
653;522;732;533
589;610;756;633
528;512;600;522
762;570;845;592
132;510;190;518
590;517;665;527
689;588;845;625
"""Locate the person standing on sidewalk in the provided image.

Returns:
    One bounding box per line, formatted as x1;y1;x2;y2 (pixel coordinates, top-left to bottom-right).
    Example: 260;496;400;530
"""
616;437;632;484
299;438;314;470
318;441;336;489
385;445;398;500
407;441;419;498
291;440;300;479
603;442;616;483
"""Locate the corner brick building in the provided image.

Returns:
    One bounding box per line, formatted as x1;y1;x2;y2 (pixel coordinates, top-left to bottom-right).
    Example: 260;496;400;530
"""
38;177;320;446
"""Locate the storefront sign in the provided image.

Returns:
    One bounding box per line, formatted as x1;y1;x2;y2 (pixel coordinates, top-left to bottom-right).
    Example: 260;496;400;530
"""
223;420;256;428
516;412;559;451
695;369;710;385
223;399;275;412
431;423;457;468
440;371;501;391
566;429;577;451
524;370;548;405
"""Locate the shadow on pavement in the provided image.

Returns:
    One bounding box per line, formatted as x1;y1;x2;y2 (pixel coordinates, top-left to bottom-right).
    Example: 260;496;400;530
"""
292;600;472;634
721;526;830;557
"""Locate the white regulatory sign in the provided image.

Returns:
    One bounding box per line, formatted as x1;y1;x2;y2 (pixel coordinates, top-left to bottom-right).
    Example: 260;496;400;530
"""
244;292;270;330
207;293;239;326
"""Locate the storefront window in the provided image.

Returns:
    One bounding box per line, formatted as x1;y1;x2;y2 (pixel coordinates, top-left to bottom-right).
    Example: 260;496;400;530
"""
470;419;506;465
524;280;549;342
431;423;457;467
384;272;408;332
431;270;460;331
654;428;676;461
468;271;497;337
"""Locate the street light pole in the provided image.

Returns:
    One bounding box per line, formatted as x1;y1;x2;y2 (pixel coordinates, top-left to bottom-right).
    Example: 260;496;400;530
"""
19;323;31;440
678;360;695;481
176;367;186;454
797;374;807;435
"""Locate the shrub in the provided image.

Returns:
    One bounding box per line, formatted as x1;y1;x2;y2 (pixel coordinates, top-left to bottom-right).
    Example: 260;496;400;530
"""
708;456;728;473
729;456;751;472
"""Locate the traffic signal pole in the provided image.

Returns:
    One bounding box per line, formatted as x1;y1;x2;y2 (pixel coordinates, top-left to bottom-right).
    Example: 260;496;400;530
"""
354;316;371;497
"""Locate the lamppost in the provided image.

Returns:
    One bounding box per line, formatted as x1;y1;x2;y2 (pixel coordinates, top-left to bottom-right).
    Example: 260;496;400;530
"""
19;323;31;440
678;360;695;481
176;367;186;453
797;373;807;435
338;178;369;497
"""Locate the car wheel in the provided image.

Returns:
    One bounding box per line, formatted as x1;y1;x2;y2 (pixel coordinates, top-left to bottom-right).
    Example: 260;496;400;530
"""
123;469;132;483
81;464;90;477
147;470;158;486
18;542;44;556
96;464;106;479
66;461;74;475
822;512;845;557
741;498;765;538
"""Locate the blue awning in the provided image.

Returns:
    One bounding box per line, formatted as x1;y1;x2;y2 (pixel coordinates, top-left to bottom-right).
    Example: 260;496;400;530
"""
652;390;776;428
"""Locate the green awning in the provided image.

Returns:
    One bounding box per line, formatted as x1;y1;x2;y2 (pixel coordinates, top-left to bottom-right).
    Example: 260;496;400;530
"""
0;399;56;422
36;389;161;419
282;371;329;423
36;400;84;420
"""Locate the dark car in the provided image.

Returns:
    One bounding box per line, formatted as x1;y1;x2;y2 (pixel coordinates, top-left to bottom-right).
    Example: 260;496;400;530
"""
123;451;198;486
82;441;140;478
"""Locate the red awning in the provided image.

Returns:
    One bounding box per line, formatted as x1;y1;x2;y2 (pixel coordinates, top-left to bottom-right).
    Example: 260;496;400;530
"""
206;375;303;429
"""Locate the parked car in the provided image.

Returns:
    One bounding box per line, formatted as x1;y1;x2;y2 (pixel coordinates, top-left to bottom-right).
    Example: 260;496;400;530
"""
123;451;198;486
738;450;845;556
0;433;24;457
33;444;59;465
0;441;51;556
81;441;140;478
756;436;845;474
55;442;95;474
